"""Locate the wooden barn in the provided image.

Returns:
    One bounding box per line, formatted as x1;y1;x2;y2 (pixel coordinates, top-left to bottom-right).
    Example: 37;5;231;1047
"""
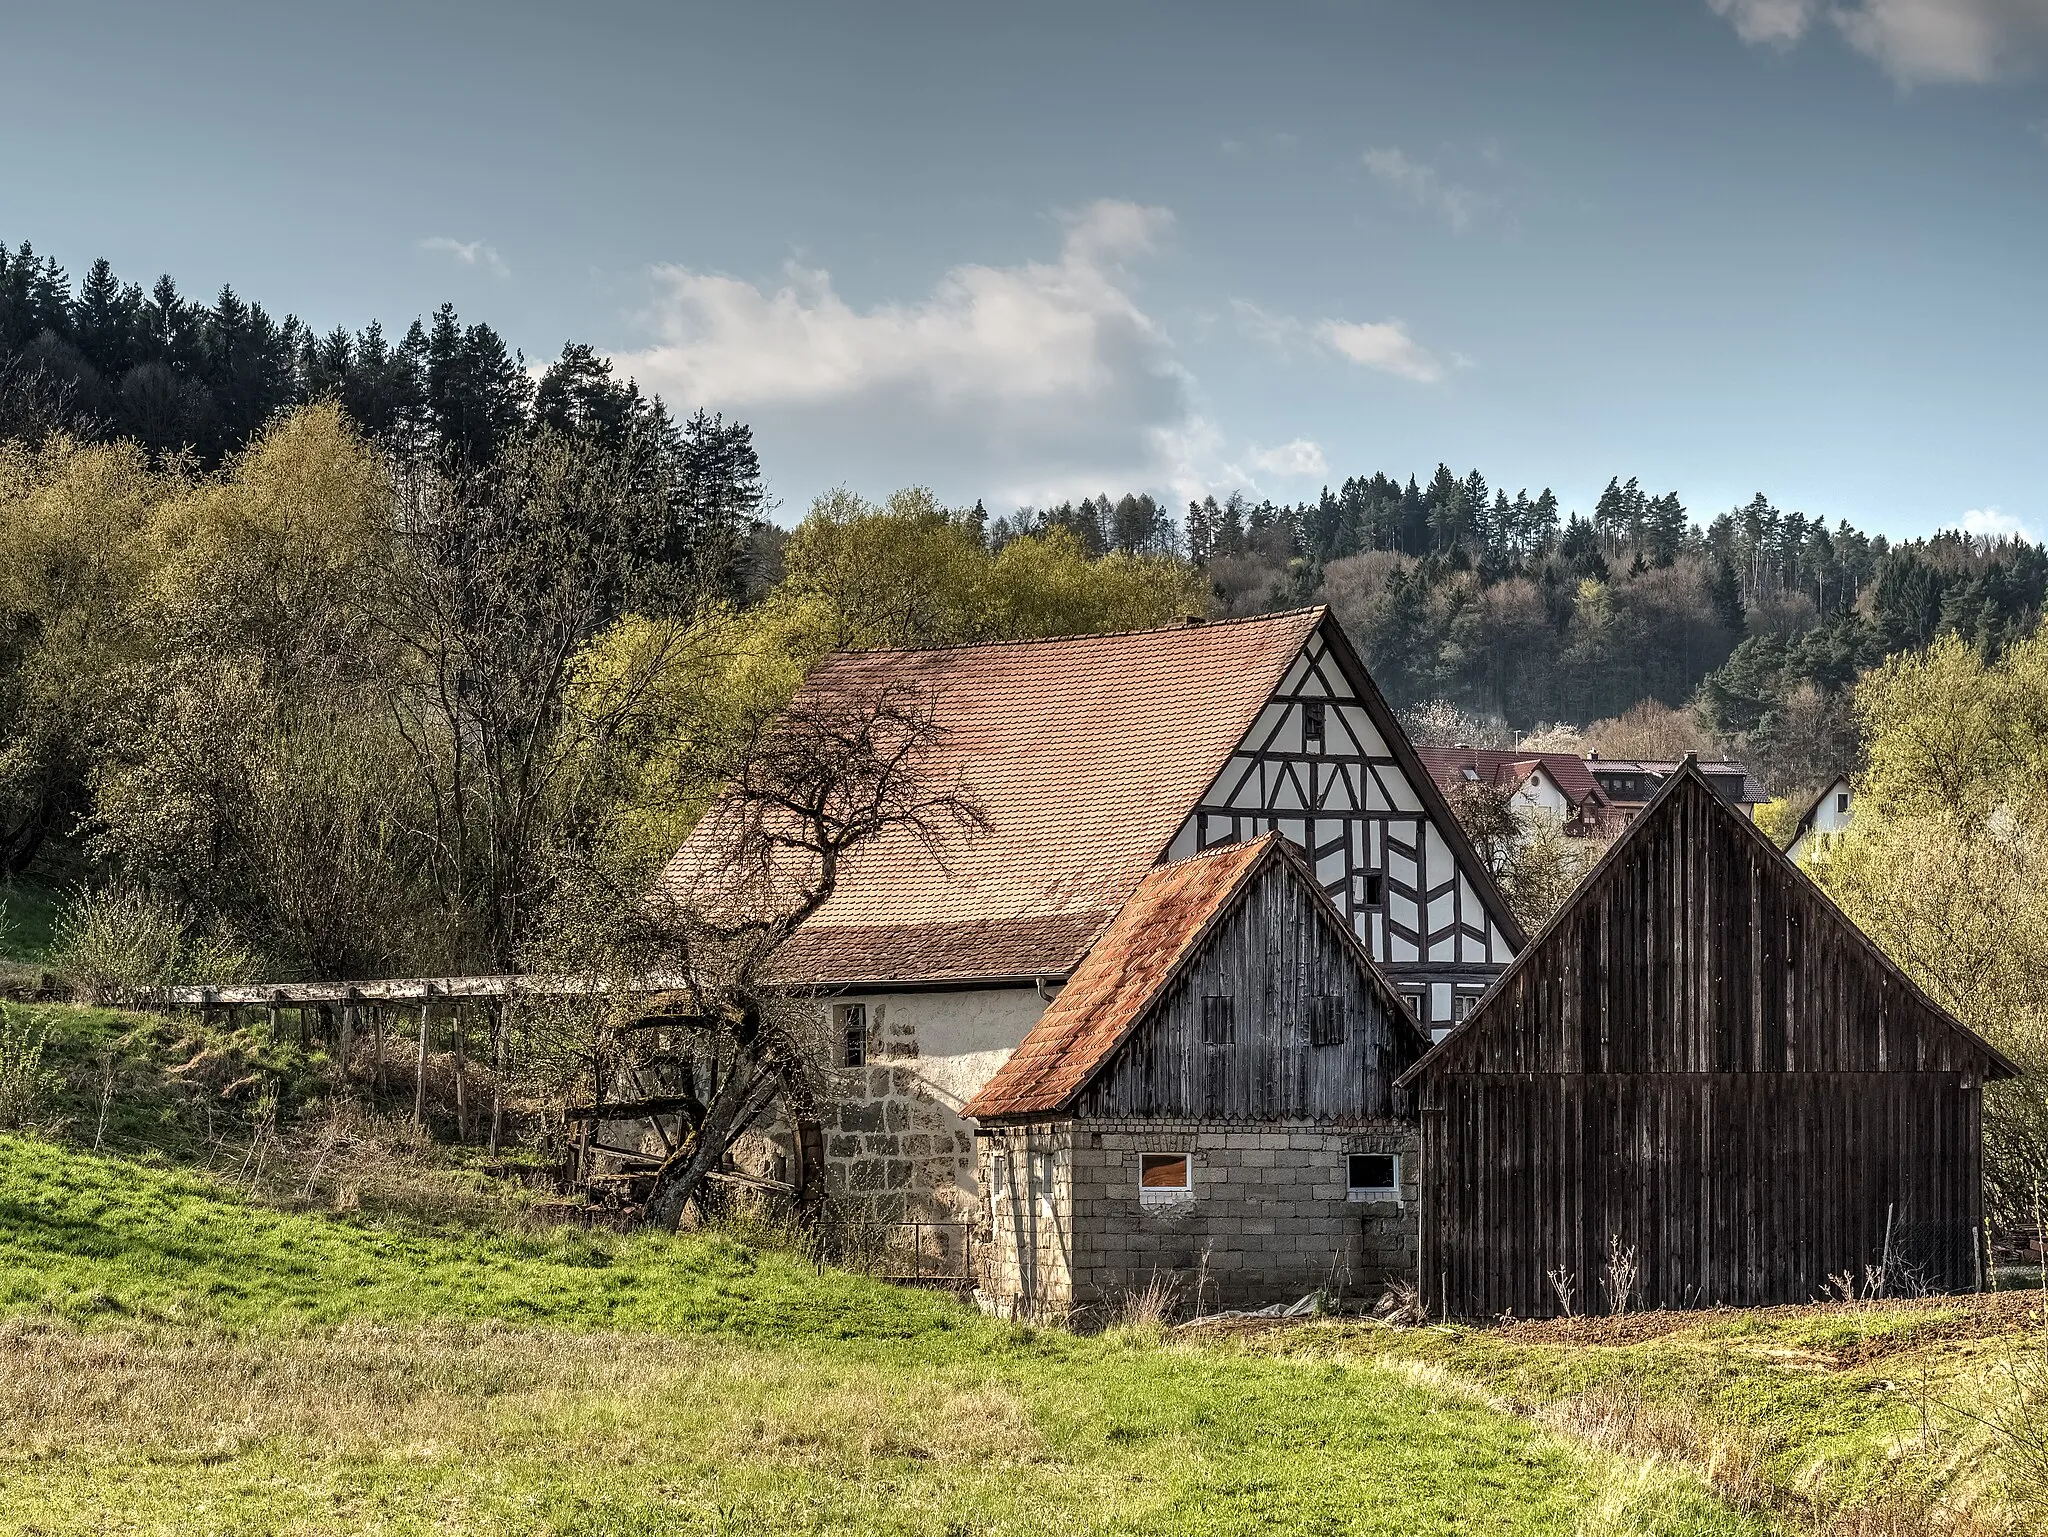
1399;758;2016;1320
963;832;1430;1317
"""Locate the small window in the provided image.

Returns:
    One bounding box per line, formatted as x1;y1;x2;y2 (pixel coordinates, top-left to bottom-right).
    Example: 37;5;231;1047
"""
1139;1152;1192;1197
1451;993;1478;1024
1401;989;1428;1024
1200;994;1234;1046
1347;1152;1399;1198
1301;700;1325;749
1837;792;1850;814
1460;765;1479;782
838;1002;867;1067
1307;994;1345;1048
1361;871;1384;908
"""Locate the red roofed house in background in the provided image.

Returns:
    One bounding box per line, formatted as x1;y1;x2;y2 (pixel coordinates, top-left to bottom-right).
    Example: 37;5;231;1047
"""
656;607;1521;1238
1414;746;1619;840
963;833;1430;1315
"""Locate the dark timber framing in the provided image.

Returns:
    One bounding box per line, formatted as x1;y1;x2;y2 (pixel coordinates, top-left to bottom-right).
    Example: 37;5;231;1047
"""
1398;760;2016;1320
1164;613;1524;1026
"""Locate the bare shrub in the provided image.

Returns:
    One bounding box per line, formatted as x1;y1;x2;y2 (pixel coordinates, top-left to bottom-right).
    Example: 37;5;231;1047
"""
1546;1264;1578;1320
1541;1376;1774;1513
0;1006;57;1131
1107;1273;1179;1337
47;886;261;1005
1601;1236;1640;1317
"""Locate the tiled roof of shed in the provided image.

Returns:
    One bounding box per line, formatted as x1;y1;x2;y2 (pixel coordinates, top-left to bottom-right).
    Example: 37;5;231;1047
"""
654;609;1327;985
961;836;1277;1119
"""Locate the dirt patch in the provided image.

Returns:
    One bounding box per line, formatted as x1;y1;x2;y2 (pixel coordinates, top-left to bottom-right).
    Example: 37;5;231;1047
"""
1489;1290;2048;1359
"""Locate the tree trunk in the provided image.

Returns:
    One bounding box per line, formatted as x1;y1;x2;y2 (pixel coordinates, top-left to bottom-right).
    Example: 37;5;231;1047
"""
643;1069;782;1231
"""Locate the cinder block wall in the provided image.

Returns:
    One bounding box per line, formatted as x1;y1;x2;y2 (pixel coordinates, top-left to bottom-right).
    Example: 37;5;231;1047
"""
975;1118;1417;1319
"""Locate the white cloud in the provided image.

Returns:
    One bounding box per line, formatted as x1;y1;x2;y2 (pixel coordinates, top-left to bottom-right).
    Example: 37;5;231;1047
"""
1707;0;1820;45
1959;506;2038;541
1708;0;2048;84
1234;300;1453;386
1313;319;1449;384
1362;147;1491;230
421;236;509;277
611;201;1196;506
1247;439;1328;479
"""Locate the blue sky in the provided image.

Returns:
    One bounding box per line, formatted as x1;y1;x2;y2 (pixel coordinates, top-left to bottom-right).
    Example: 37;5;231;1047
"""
4;0;2045;538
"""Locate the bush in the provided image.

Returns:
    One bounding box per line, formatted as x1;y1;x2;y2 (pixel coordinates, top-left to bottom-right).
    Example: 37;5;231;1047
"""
0;1005;56;1130
47;886;263;1005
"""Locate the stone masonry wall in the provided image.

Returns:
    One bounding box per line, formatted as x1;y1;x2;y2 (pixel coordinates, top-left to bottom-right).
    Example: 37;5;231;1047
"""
812;987;1047;1227
976;1118;1417;1319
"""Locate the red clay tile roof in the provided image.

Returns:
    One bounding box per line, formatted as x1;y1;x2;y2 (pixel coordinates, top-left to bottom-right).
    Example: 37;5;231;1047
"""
961;837;1276;1119
655;609;1328;985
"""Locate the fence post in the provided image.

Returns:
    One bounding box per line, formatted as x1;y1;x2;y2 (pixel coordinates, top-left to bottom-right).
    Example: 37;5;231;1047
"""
414;998;431;1129
488;999;506;1158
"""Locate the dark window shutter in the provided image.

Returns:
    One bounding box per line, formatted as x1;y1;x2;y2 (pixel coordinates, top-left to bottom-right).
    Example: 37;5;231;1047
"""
1308;994;1345;1047
1201;994;1234;1046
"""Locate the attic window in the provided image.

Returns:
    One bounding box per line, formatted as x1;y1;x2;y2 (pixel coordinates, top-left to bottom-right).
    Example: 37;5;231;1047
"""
1200;994;1235;1046
1461;766;1479;782
1837;792;1850;814
1307;994;1344;1048
1347;1153;1399;1199
1360;871;1384;909
838;1003;867;1067
1301;700;1325;750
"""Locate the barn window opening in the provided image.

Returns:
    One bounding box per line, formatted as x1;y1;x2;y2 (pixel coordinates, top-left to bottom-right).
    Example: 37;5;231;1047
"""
1307;994;1345;1047
1301;700;1325;750
1139;1152;1192;1202
1347;1153;1399;1199
838;1003;867;1067
1361;871;1384;908
1201;994;1235;1045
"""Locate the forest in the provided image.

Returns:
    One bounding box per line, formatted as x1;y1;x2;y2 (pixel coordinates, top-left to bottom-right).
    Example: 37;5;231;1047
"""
2;236;2045;987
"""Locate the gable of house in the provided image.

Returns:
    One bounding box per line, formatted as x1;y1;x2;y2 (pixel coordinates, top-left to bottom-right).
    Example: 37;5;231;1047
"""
966;833;1426;1123
1163;620;1525;979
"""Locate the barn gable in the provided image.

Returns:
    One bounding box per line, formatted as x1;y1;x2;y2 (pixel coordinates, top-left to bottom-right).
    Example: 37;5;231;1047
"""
1397;761;2015;1085
1399;759;2012;1318
966;833;1426;1123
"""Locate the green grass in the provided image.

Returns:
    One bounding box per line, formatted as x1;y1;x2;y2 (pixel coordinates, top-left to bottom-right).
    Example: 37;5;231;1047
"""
0;1133;1755;1535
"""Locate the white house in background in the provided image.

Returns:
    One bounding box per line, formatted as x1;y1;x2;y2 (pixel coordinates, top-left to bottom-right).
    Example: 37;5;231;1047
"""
1787;775;1855;864
655;607;1524;1224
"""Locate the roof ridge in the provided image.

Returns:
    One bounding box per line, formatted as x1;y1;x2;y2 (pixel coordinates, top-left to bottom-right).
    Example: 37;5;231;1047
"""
820;605;1328;660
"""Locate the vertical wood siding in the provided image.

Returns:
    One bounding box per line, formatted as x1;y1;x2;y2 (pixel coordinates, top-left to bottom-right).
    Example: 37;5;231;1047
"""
1416;773;1996;1318
1076;861;1419;1121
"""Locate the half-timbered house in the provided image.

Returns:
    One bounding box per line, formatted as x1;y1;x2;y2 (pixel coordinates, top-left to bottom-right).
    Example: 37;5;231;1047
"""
656;607;1520;1225
1398;759;2015;1320
962;833;1429;1316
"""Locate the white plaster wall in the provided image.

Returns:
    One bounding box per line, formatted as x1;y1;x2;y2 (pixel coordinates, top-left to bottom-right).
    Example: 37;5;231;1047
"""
860;986;1051;1112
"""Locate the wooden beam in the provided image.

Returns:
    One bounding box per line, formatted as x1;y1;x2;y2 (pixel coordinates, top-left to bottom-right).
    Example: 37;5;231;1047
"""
564;1095;700;1123
162;973;686;1007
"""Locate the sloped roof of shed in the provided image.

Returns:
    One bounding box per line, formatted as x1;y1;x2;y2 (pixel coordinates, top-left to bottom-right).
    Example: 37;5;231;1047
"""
653;609;1326;985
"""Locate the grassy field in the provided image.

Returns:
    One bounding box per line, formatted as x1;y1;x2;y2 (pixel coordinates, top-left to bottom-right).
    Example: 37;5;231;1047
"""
0;1132;1759;1537
3;1000;2041;1535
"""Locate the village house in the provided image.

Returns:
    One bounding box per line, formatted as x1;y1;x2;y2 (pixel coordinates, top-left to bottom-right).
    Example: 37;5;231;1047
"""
962;833;1428;1317
1400;759;2014;1319
1786;774;1855;864
1415;747;1618;839
1583;754;1767;825
656;607;1523;1229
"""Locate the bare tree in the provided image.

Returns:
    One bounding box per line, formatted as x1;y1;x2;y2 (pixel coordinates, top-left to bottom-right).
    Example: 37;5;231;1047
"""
521;681;986;1229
